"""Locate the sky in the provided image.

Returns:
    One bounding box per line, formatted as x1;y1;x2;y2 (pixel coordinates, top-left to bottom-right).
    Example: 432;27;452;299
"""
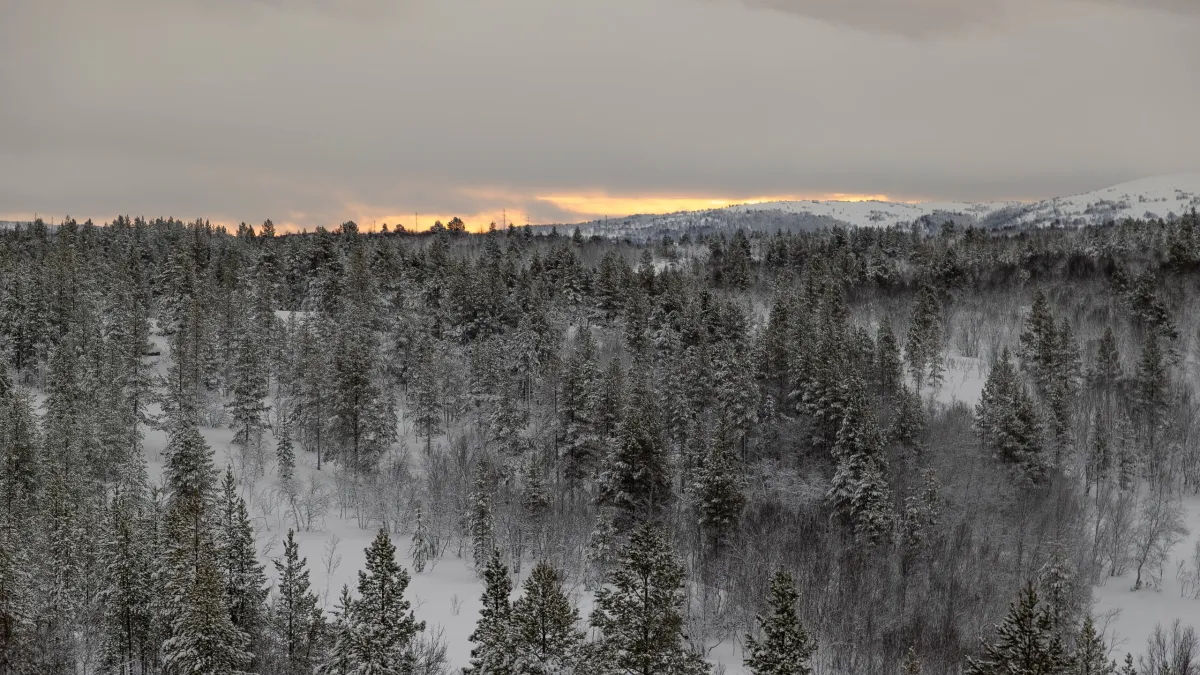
1;0;1198;232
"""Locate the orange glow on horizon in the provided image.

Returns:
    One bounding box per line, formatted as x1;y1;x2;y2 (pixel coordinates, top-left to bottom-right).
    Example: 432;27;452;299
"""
535;192;903;218
0;190;939;234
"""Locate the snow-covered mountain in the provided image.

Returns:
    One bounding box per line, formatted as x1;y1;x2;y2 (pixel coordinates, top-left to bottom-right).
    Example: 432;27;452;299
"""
563;174;1200;239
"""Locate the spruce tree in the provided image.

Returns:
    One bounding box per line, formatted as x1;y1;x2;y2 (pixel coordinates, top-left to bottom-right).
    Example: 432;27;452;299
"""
1071;616;1115;675
160;412;250;674
270;529;325;675
321;529;423;674
511;562;583;675
905;287;943;395
561;329;602;485
409;506;433;574
465;550;515;675
408;340;442;456
276;422;296;486
744;570;815;675
469;465;496;573
216;469;268;670
227;325;269;450
965;582;1066;675
586;524;708;675
975;350;1047;483
98;455;156;675
875;318;904;399
598;379;672;531
161;530;252;675
1019;290;1059;399
827;377;894;542
693;425;746;546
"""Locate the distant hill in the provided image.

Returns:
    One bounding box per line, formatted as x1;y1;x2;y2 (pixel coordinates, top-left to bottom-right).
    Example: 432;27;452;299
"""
552;174;1200;240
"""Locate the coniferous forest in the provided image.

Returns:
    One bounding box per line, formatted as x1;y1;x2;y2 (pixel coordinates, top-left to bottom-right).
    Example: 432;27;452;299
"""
3;212;1200;675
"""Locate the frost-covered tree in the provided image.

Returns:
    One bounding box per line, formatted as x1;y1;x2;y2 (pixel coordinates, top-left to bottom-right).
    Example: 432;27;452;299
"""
409;506;434;574
469;465;496;573
322;529;424;675
693;425;746;546
269;529;326;675
512;562;583;675
586;524;708;675
561;328;602;485
975;349;1048;483
599;379;672;531
465;550;514;675
965;583;1066;675
906;287;943;395
744;571;816;675
227;325;269;450
216;469;268;668
827;376;894;542
98;455;156;674
1071;616;1115;675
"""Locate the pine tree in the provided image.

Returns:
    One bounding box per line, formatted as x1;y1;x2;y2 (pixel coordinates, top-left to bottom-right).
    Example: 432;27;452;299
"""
876;318;904;399
469;465;496;573
408;340;442;456
561;329;602;485
892;385;927;456
409;506;434;574
160;412;251;674
599;379;672;531
975;350;1047;483
270;529;325;675
965;582;1067;675
98;455;156;675
827;377;894;542
586;524;708;675
276;422;297;486
744;571;816;675
1071;616;1115;675
227;324;269;449
905;287;943;396
216;469;268;670
320;586;354;675
1135;333;1169;423
511;562;583;675
321;529;423;675
161;530;252;675
693;425;746;546
465;550;515;675
1019;290;1059;399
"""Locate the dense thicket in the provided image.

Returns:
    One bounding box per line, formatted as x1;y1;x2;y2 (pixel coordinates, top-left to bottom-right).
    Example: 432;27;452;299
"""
1;210;1199;674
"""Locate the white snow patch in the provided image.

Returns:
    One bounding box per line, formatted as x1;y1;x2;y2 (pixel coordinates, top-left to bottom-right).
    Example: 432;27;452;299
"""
1094;495;1200;662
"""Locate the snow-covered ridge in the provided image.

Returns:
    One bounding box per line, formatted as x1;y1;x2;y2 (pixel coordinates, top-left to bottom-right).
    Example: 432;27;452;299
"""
566;174;1200;237
734;173;1200;229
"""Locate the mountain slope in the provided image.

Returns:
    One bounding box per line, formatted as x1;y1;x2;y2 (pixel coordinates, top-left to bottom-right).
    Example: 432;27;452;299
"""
567;174;1200;239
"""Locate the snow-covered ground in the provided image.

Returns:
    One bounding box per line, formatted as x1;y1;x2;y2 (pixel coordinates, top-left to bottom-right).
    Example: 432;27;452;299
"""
1095;496;1200;660
141;423;490;670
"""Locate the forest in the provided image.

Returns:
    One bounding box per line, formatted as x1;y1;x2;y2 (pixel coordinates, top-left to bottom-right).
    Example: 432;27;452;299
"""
2;210;1200;675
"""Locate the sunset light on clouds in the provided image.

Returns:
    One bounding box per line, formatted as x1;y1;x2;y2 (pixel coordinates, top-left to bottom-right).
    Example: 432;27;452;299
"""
3;191;910;234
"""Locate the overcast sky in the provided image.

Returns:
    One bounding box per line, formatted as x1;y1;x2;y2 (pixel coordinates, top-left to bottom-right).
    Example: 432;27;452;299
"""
2;0;1198;230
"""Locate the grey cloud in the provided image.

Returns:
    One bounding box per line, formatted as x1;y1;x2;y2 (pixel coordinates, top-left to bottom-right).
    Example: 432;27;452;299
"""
1;0;1198;228
736;0;1200;38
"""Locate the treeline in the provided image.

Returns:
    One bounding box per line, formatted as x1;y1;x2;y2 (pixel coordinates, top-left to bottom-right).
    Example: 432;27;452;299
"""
0;210;1198;674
